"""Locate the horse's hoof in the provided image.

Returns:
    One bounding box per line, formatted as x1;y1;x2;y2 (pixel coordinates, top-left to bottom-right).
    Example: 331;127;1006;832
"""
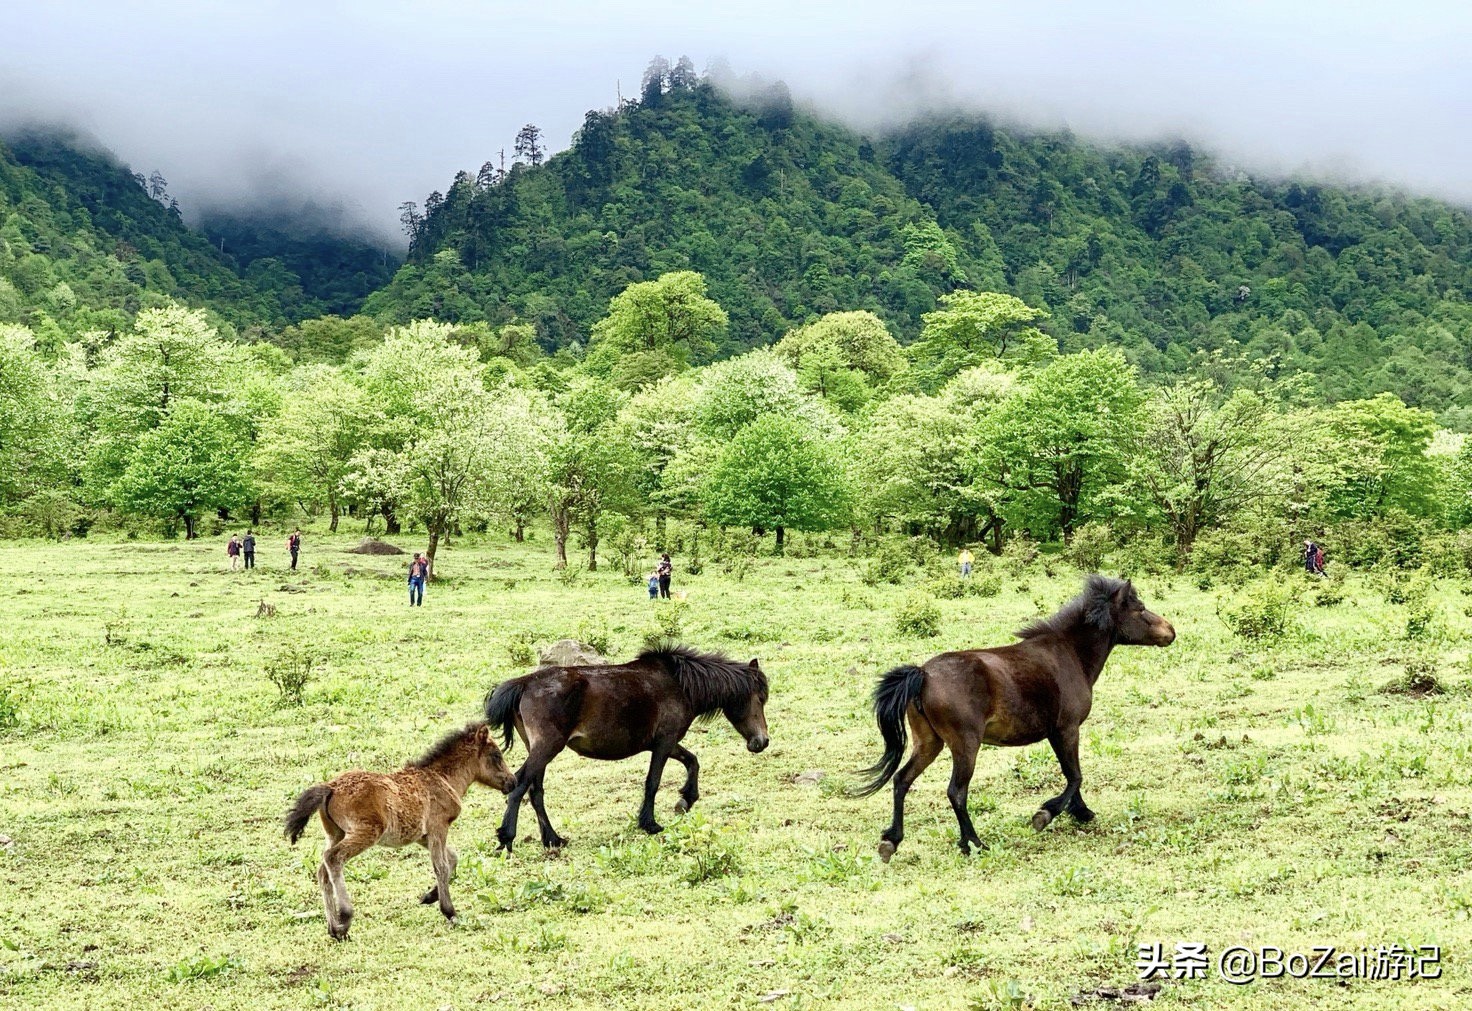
543;835;568;850
674;798;689;814
641;821;664;835
1032;810;1055;832
1070;806;1096;824
877;840;896;863
420;886;439;905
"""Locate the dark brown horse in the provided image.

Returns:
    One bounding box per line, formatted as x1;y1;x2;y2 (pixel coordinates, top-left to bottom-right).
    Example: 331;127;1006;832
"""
484;643;769;852
857;576;1174;860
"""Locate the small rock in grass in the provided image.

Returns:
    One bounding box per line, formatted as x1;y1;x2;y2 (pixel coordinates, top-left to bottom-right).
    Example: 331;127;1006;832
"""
793;769;824;787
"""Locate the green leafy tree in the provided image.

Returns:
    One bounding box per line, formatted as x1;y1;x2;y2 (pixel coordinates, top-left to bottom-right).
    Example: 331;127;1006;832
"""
114;399;252;538
692;349;840;441
773;310;907;410
1139;378;1292;559
585;271;729;385
977;349;1145;539
254;366;366;530
703;415;851;551
481;385;562;542
909;291;1053;387
0;324;68;506
1319;393;1439;519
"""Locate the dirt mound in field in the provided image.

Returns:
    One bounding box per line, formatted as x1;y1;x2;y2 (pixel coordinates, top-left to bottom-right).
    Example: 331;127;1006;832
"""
539;639;607;667
346;538;406;556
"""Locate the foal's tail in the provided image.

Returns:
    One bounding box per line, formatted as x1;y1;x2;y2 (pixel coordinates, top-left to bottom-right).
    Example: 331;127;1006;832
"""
484;675;532;752
283;784;332;844
853;664;928;797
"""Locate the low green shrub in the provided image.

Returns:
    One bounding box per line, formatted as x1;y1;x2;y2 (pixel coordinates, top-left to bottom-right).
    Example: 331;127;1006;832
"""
1217;581;1297;640
894;593;942;638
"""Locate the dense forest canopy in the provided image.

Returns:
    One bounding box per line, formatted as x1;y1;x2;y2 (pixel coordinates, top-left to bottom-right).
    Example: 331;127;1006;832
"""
373;65;1472;424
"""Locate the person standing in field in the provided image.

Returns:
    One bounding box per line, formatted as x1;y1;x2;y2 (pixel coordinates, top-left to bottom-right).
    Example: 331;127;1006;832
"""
408;552;429;606
288;529;302;571
242;530;256;570
656;552;673;599
1303;539;1324;576
647;570;660;600
958;546;974;578
226;534;241;571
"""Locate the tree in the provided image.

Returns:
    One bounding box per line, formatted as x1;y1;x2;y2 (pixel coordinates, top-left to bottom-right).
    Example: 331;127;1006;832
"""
773;311;907;410
703;416;851;551
254;366;366;531
586;271;728;385
978;349;1145;539
481;386;562;542
1139;379;1291;559
114;400;252;538
614;376;700;542
692;348;840;441
909;291;1053;387
545;380;634;569
514;124;544;167
1320;393;1439;519
0;325;68;507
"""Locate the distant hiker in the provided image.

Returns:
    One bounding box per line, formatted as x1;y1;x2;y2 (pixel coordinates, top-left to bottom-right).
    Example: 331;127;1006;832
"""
242;530;256;569
656;553;673;599
288;529;302;571
408;553;429;606
226;535;241;571
647;570;660;600
1303;540;1325;576
958;546;974;578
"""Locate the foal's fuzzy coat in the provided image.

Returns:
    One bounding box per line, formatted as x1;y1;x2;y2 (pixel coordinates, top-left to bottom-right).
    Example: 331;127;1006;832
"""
284;722;515;940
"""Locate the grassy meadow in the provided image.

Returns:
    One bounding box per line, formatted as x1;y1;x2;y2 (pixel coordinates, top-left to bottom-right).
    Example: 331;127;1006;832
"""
2;529;1471;1009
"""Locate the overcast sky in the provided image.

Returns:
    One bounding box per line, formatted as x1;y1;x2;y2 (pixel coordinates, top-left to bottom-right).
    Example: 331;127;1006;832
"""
2;1;1468;246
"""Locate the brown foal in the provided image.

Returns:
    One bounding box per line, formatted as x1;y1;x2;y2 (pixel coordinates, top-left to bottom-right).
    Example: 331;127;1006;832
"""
858;576;1175;860
284;721;515;939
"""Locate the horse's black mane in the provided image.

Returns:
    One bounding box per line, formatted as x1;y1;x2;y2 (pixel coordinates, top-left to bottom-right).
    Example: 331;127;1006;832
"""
639;641;767;715
408;722;483;768
1016;575;1130;640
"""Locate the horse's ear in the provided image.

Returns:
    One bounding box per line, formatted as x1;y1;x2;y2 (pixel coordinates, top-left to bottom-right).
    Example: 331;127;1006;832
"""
475;724;491;744
749;658;761;670
1112;578;1133;602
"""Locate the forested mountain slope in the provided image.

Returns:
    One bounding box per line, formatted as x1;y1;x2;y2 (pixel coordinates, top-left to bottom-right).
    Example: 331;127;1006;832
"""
0;130;393;345
372;70;1472;417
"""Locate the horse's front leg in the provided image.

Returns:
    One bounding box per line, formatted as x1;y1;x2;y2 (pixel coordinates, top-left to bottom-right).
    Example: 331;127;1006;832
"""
528;769;566;849
426;830;458;922
638;746;673;834
1034;724;1087;831
498;737;568;852
670;745;700;814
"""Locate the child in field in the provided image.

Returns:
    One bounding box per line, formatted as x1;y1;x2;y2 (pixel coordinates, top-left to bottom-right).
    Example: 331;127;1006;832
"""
647;571;660;599
958;546;974;578
408;553;429;606
227;535;241;570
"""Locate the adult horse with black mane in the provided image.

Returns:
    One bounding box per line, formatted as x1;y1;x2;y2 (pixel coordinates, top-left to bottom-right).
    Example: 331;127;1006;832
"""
857;575;1174;860
484;642;769;852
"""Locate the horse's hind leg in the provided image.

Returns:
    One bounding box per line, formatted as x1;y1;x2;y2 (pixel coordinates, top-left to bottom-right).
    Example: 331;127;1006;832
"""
878;708;943;862
671;745;699;814
1034;724;1086;831
946;736;987;855
498;735;567;853
323;828;378;940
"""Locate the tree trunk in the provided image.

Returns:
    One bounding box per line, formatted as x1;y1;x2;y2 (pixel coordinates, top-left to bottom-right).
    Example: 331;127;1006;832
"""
329;497;340;534
656;511;667;547
514;520;525;543
250;500;262;526
183;513;196;540
384;506;401;535
775;526;785;553
552;507;569;569
587;514;599;571
426;527;440;579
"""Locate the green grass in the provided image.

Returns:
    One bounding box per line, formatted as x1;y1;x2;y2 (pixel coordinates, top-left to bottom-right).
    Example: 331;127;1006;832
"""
2;531;1471;1008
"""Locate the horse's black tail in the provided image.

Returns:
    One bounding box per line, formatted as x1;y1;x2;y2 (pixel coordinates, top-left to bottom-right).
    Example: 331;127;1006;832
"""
853;664;928;797
284;784;332;844
484;675;531;751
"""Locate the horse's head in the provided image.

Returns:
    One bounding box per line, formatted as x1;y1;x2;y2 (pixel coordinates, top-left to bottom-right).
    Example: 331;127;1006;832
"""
1110;580;1176;647
473;724;517;793
724;659;770;753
